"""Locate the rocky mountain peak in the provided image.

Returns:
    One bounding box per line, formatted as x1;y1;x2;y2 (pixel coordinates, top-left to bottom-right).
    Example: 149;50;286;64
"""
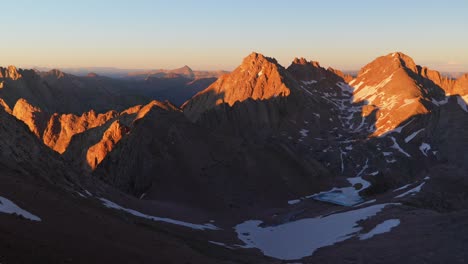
287;57;330;82
240;52;281;69
171;65;195;79
87;72;99;78
0;66;22;80
451;73;468;95
45;69;66;79
182;52;292;121
291;57;321;68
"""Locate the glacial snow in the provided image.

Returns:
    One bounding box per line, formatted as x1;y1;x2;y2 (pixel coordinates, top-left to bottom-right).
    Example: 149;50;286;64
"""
235;203;398;260
99;198;220;230
0;195;41;221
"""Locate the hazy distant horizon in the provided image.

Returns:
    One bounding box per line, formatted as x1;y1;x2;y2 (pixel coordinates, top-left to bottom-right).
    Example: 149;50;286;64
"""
2;1;467;72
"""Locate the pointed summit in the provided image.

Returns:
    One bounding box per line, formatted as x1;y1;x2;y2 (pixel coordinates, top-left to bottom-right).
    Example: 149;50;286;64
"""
357;52;418;78
182;52;293;121
350;52;433;136
171;65;195;79
42;69;67;79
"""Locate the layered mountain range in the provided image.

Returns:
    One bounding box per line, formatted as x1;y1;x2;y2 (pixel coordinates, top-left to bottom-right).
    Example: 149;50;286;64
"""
1;51;468;263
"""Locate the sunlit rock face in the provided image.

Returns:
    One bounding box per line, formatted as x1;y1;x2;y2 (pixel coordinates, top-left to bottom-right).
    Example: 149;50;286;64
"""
9;97;178;172
348;52;435;136
86;120;129;170
0;66;22;80
182;52;294;122
43;110;118;154
12;98;49;138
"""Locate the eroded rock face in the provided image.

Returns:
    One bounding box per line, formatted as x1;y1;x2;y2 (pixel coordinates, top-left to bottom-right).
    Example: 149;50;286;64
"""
8;98;178;172
86;120;129;170
12;99;49;138
43;110;118;154
60;100;178;172
182;52;294;121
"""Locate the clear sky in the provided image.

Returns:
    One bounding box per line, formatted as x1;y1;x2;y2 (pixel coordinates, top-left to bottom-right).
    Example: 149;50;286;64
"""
1;0;467;72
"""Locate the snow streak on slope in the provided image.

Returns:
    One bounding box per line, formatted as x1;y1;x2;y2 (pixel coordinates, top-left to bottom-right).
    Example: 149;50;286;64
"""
100;198;220;230
405;128;425;143
0;195;41;221
395;182;425;198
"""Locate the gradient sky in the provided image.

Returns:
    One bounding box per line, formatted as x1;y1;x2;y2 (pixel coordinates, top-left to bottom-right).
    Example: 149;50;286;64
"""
2;0;467;71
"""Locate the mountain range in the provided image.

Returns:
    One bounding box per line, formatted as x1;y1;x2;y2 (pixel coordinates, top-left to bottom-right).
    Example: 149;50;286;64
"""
1;51;468;263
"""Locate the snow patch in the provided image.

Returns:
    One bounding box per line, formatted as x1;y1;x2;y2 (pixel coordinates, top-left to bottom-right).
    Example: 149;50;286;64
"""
359;219;400;240
393;184;412;192
379;119;414;138
432;97;449;106
299;129;309;138
99;198;219;230
0;195;41;221
399;98;417;108
209;241;234;249
302;80;318;85
235;203;398;260
405;128;425;143
337;82;354;93
395;182;425;198
457;95;468;112
353;73;394;103
419;143;431;156
390;137;411;158
354;199;377;207
288;199;301;205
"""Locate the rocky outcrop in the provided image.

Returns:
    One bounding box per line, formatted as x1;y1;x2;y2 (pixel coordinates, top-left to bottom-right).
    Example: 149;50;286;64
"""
0;66;22;80
0;98;12;113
